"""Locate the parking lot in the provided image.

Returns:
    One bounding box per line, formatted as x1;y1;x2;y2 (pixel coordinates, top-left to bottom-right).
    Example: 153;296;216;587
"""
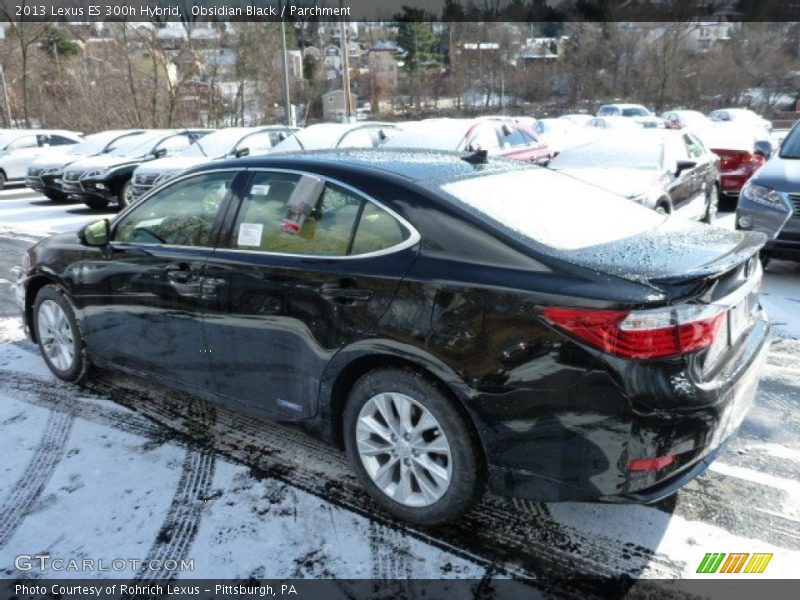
1;180;799;591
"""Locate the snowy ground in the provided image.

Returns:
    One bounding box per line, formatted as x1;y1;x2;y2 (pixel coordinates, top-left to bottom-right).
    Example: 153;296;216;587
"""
1;185;799;593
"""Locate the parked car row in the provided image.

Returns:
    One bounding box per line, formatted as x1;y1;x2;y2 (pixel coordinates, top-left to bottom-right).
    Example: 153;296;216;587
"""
8;105;779;226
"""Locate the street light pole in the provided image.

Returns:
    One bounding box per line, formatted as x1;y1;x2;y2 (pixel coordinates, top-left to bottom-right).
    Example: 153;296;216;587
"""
339;20;353;122
280;19;293;127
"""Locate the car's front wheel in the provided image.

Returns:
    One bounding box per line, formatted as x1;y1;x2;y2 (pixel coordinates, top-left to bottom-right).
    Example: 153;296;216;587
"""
84;196;109;210
702;185;718;224
117;180;132;209
33;285;91;383
344;367;483;525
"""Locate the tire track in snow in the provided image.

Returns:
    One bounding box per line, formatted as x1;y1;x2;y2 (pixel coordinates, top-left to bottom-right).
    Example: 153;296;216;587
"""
131;400;217;588
0;408;73;547
132;448;216;584
0;369;160;440
98;371;686;591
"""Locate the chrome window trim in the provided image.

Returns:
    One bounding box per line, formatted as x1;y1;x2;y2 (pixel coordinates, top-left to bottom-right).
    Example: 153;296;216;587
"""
108;166;421;260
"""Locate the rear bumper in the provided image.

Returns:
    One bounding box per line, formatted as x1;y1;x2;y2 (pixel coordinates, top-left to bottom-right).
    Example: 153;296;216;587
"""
485;311;770;503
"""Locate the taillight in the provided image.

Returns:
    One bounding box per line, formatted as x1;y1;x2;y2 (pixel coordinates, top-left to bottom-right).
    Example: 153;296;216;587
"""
542;305;726;360
627;455;676;472
713;149;753;172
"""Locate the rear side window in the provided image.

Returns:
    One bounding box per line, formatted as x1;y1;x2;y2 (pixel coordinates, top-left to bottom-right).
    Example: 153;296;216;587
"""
499;125;530;148
229;172;410;256
49;135;78;146
598;106;619;116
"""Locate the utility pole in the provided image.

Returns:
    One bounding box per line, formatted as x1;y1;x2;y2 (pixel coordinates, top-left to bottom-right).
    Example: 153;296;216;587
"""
280;19;294;127
339;19;353;122
0;65;12;126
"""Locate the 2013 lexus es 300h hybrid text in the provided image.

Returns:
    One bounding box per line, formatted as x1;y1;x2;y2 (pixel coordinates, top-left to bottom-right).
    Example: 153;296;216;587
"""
14;150;770;525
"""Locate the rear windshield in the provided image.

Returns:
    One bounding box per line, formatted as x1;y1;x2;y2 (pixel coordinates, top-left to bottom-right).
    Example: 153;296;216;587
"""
549;140;663;170
621;107;650;117
438;169;664;251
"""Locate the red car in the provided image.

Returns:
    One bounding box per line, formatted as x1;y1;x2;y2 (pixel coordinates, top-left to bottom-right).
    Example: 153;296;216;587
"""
709;139;767;203
382;118;553;164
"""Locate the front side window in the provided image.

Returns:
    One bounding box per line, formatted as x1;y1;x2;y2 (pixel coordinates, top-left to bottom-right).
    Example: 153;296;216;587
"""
114;172;234;246
155;134;192;155
233;131;274;156
7;136;37;150
337;129;376;149
466;125;501;152
230;172;411;256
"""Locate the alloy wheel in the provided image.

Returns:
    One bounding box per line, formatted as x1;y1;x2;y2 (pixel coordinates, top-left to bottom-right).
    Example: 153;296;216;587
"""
356;392;453;507
37;299;75;371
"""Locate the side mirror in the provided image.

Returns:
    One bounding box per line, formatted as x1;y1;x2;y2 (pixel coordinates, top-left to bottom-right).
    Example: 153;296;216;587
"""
675;159;697;176
234;147;250;158
754;140;772;160
79;219;110;246
153;148;168;159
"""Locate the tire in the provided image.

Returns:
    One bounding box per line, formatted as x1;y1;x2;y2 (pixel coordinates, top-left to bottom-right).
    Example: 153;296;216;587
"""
343;367;484;526
84;196;110;210
655;202;669;215
33;285;92;383
702;185;718;224
43;190;68;202
760;250;771;271
0;170;6;190
117;180;132;209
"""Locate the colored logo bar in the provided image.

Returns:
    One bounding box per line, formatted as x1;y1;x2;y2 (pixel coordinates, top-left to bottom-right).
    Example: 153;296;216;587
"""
697;552;773;574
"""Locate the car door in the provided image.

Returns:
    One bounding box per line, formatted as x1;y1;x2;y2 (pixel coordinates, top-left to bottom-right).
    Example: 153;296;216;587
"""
75;169;239;388
664;136;695;214
497;123;548;163
2;134;39;179
202;169;419;420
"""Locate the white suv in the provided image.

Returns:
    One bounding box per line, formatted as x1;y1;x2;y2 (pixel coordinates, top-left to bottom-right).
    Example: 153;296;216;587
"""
0;130;82;189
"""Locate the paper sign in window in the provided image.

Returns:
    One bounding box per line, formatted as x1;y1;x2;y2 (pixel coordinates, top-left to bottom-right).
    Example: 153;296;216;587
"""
237;223;263;247
250;184;271;196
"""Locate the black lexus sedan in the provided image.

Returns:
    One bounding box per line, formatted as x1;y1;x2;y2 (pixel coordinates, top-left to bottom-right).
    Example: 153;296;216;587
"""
14;150;770;525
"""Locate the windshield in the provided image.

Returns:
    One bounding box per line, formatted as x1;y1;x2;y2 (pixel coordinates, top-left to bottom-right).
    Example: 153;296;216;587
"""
779;125;800;159
621;107;651;117
439;169;664;251
107;132;167;157
67;131;140;156
180;129;247;158
549;140;663;170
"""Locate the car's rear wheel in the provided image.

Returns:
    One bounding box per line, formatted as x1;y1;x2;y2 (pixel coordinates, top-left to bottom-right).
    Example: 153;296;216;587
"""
0;170;6;190
343;367;483;525
33;285;91;383
84;196;109;210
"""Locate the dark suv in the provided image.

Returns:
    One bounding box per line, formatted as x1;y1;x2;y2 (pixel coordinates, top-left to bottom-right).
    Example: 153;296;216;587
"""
736;122;800;263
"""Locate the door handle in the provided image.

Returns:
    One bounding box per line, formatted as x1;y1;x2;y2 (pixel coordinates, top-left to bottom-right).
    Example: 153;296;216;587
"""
164;262;193;284
320;279;374;303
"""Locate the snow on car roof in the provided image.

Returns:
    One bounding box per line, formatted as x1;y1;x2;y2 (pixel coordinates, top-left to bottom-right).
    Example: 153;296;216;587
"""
273;122;393;151
381;119;480;151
